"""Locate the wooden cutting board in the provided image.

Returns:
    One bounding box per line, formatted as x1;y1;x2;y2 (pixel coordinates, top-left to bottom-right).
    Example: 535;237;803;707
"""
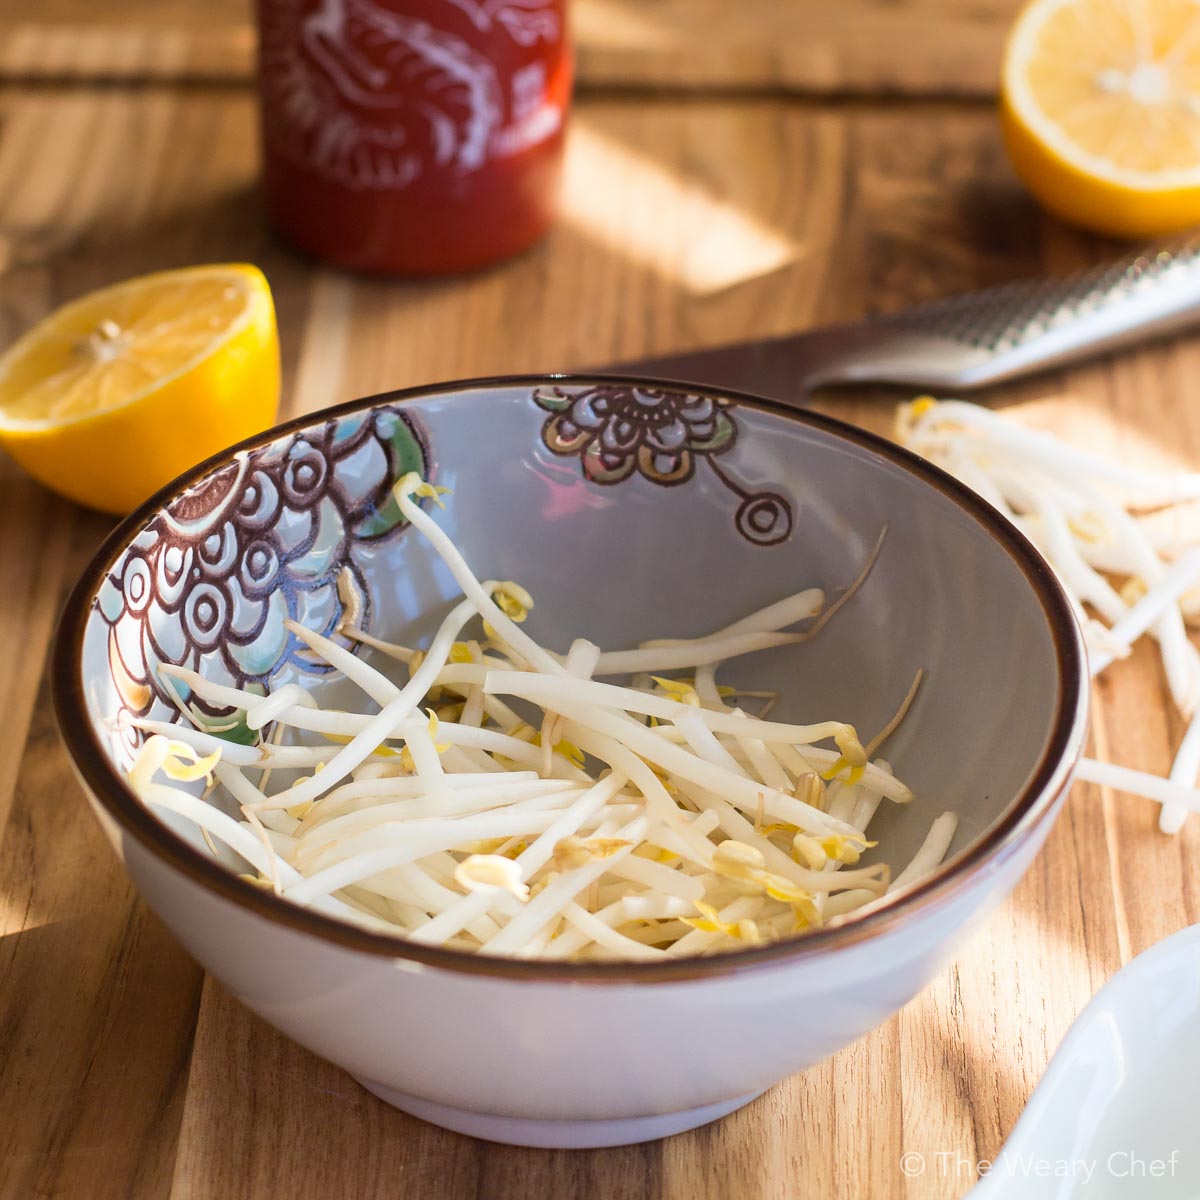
0;0;1022;95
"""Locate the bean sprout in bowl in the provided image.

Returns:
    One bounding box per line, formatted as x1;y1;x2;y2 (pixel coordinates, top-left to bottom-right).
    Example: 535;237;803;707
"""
54;375;1088;1148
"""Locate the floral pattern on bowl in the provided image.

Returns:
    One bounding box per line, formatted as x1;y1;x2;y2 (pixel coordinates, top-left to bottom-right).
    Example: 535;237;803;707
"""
534;384;795;545
95;405;427;744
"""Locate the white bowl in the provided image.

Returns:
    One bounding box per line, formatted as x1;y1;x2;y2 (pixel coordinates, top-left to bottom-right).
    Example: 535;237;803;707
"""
972;922;1200;1198
54;376;1089;1147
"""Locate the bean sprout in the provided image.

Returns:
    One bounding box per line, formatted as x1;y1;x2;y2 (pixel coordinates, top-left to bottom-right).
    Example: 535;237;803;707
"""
123;473;955;960
899;397;1200;834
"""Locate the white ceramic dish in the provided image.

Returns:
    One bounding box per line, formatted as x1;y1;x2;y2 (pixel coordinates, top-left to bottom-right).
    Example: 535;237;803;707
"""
971;923;1200;1199
54;376;1090;1147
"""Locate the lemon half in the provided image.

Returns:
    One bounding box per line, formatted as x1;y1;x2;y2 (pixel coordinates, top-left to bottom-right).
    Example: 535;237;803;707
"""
0;264;280;514
1001;0;1200;237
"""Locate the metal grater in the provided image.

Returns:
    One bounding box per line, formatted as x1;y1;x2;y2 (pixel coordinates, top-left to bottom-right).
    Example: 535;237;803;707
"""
602;235;1200;401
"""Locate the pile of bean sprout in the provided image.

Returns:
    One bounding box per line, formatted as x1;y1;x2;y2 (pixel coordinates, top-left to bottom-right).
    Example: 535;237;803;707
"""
899;397;1200;834
122;472;957;961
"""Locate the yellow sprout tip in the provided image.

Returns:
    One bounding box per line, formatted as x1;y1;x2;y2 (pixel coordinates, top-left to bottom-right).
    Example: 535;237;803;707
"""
821;756;864;784
161;741;222;785
394;472;450;508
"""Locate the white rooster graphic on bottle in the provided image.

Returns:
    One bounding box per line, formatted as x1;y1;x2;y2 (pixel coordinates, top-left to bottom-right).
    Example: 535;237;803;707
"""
260;0;560;190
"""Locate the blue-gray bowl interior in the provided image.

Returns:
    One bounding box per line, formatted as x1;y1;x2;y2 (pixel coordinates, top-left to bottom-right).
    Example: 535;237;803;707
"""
78;378;1072;925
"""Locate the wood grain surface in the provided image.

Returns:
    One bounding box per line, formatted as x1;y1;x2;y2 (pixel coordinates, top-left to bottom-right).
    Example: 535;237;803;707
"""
0;0;1022;95
1;57;1198;1200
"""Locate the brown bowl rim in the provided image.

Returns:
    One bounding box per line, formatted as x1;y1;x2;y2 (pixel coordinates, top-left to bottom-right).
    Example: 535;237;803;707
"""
52;373;1090;984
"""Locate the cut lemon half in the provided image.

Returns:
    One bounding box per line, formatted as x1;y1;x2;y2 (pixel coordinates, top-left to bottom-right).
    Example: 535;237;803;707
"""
1001;0;1200;237
0;264;280;514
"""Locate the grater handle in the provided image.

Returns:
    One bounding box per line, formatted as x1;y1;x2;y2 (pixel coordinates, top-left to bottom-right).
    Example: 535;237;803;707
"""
811;236;1200;391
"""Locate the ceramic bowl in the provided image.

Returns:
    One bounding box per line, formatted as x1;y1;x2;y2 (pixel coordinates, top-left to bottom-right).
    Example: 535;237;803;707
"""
54;375;1089;1149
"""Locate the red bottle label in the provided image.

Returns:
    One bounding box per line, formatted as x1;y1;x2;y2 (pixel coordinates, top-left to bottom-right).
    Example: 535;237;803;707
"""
258;0;571;273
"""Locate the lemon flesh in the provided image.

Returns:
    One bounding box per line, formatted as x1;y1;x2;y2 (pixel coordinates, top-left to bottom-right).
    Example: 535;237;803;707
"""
0;264;280;514
1002;0;1200;237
